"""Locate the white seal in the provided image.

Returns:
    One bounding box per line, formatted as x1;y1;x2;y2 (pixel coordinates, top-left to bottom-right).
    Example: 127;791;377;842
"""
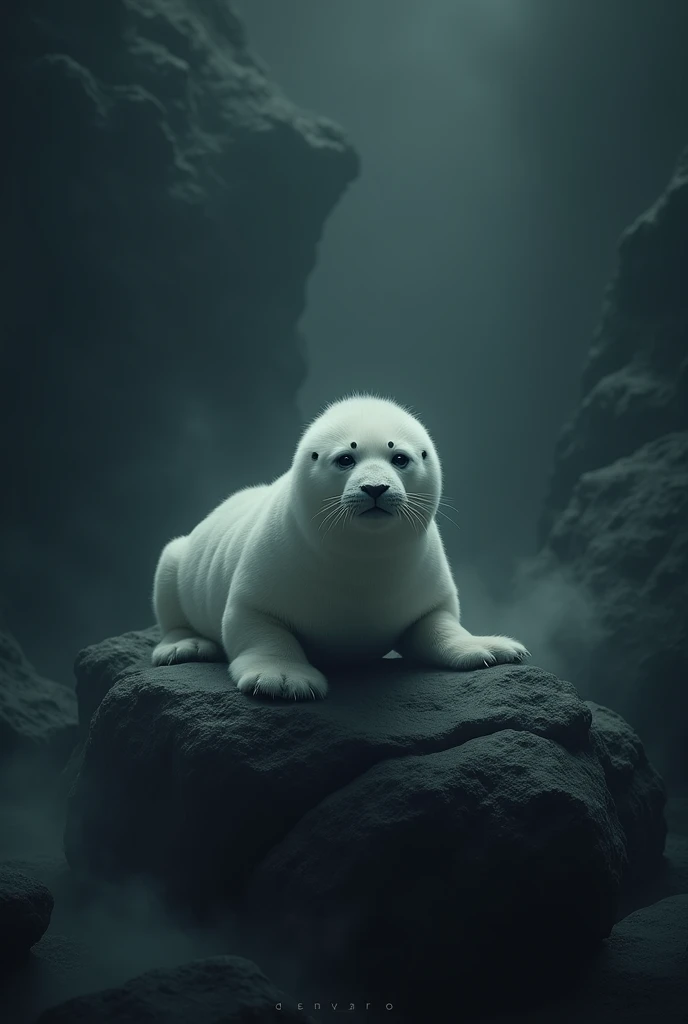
151;394;529;698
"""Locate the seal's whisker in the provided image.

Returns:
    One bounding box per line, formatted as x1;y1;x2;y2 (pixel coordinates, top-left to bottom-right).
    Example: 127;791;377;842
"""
318;512;342;535
311;498;342;522
407;491;455;501
405;512;427;536
315;505;339;528
436;502;460;518
401;504;421;536
405;505;430;534
405;497;429;514
408;498;460;530
434;508;460;530
407;491;458;506
318;504;344;533
311;509;337;523
399;505;414;535
332;506;349;536
407;492;460;517
407;496;460;524
322;505;348;540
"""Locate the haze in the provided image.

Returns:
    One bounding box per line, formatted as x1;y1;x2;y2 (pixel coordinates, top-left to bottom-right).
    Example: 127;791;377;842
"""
239;0;688;602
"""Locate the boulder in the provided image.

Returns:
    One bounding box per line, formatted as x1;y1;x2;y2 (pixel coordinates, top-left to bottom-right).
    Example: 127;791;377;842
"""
64;629;668;1014
0;933;92;1024
537;149;688;786
0;631;77;771
74;628;159;733
585;701;667;882
34;955;314;1024
0;866;54;966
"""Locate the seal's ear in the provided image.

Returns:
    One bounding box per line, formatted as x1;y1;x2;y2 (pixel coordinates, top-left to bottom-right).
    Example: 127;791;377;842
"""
311;452;319;461
421;451;427;460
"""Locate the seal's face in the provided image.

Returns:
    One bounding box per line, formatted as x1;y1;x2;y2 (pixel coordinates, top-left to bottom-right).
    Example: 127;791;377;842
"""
294;396;442;547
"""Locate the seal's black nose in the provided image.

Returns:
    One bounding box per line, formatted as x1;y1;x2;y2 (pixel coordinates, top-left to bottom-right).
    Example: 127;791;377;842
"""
361;484;390;500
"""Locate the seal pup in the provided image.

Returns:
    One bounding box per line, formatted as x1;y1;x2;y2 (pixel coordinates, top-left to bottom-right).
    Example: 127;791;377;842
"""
151;394;529;698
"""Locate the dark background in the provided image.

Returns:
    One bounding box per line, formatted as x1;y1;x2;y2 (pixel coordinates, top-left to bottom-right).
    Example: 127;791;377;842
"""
239;0;688;590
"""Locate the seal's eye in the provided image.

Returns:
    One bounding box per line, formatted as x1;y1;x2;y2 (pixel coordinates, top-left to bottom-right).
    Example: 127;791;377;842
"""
391;453;410;468
336;453;356;469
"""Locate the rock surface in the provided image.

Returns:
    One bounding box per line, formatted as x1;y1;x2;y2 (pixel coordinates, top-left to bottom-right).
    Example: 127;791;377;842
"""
0;933;93;1024
586;701;667;882
74;627;160;733
485;895;688;1024
0;866;54;965
0;631;77;771
537;148;688;786
0;1;358;677
64;629;667;1014
34;955;314;1024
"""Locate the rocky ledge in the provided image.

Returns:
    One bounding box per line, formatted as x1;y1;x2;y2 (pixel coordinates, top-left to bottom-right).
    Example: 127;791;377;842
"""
63;629;667;1014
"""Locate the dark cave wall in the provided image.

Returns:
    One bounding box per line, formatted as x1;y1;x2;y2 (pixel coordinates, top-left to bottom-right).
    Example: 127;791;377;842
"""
0;0;359;678
538;147;688;788
539;147;688;534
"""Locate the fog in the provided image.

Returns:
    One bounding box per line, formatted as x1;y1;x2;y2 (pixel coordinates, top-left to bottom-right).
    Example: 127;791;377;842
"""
239;0;688;599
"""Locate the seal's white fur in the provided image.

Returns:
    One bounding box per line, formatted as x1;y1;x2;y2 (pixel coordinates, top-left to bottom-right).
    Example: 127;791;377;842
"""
151;394;529;698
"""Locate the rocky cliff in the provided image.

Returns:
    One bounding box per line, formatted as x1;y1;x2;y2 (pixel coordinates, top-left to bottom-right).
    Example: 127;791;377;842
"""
0;0;358;678
538;148;688;787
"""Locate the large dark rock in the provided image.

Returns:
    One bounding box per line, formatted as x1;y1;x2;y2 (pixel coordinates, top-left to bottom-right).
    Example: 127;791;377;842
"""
34;955;314;1024
0;866;54;966
0;1;358;677
537;148;688;787
0;631;77;772
63;629;668;1015
585;701;667;882
0;933;93;1024
485;895;688;1024
74;627;159;734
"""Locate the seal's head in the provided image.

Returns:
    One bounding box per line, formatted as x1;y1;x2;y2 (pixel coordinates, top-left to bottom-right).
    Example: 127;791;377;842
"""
292;394;442;550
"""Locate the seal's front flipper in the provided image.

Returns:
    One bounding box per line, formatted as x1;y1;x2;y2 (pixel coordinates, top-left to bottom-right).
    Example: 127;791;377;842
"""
152;628;224;667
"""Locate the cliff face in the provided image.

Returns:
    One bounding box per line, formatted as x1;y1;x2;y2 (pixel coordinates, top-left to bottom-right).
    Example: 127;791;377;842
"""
0;1;359;676
538;148;688;786
540;148;688;537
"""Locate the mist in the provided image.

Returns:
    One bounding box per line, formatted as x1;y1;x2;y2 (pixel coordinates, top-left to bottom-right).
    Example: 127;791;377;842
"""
239;0;688;595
